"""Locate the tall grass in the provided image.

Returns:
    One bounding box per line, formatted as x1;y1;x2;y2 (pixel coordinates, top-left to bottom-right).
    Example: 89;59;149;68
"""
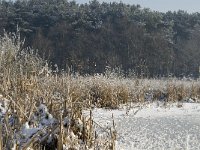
0;32;116;150
0;31;199;149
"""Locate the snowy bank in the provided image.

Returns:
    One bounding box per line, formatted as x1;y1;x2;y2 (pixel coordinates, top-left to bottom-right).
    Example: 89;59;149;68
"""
85;102;200;150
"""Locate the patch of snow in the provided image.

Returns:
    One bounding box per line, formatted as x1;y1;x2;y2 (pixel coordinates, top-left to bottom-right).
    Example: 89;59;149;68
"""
20;122;40;139
0;97;9;119
85;102;200;150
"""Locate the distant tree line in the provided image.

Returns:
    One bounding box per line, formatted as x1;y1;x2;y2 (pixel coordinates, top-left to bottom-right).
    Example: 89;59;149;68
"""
1;0;200;77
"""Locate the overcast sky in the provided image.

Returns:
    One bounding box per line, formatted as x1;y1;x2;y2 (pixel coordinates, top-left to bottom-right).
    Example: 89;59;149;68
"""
74;0;200;13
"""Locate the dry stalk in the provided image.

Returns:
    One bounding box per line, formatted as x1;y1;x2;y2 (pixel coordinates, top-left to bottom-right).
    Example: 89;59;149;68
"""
0;124;3;150
58;114;63;150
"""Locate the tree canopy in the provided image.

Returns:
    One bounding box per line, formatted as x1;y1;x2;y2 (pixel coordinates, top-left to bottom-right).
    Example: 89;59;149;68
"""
0;0;200;77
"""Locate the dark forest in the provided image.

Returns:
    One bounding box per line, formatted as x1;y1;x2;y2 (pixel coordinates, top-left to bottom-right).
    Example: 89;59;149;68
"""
1;0;200;77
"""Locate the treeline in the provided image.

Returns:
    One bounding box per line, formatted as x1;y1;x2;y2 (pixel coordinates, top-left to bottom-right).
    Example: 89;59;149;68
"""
0;0;200;77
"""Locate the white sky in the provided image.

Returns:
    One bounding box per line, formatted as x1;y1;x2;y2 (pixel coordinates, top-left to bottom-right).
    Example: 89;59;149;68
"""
74;0;200;13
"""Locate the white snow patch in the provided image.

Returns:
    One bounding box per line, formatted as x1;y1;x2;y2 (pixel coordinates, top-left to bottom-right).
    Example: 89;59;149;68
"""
85;102;200;150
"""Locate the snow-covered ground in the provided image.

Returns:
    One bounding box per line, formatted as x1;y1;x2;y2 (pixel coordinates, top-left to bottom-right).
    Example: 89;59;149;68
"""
85;102;200;150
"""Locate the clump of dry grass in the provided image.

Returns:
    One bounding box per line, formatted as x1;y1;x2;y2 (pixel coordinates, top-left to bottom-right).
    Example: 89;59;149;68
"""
0;31;115;150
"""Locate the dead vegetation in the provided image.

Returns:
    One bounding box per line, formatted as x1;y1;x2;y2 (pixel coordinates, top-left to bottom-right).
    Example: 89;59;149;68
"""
0;31;199;149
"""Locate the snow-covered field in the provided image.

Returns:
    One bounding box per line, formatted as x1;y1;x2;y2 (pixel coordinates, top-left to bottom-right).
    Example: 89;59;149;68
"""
85;102;200;150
